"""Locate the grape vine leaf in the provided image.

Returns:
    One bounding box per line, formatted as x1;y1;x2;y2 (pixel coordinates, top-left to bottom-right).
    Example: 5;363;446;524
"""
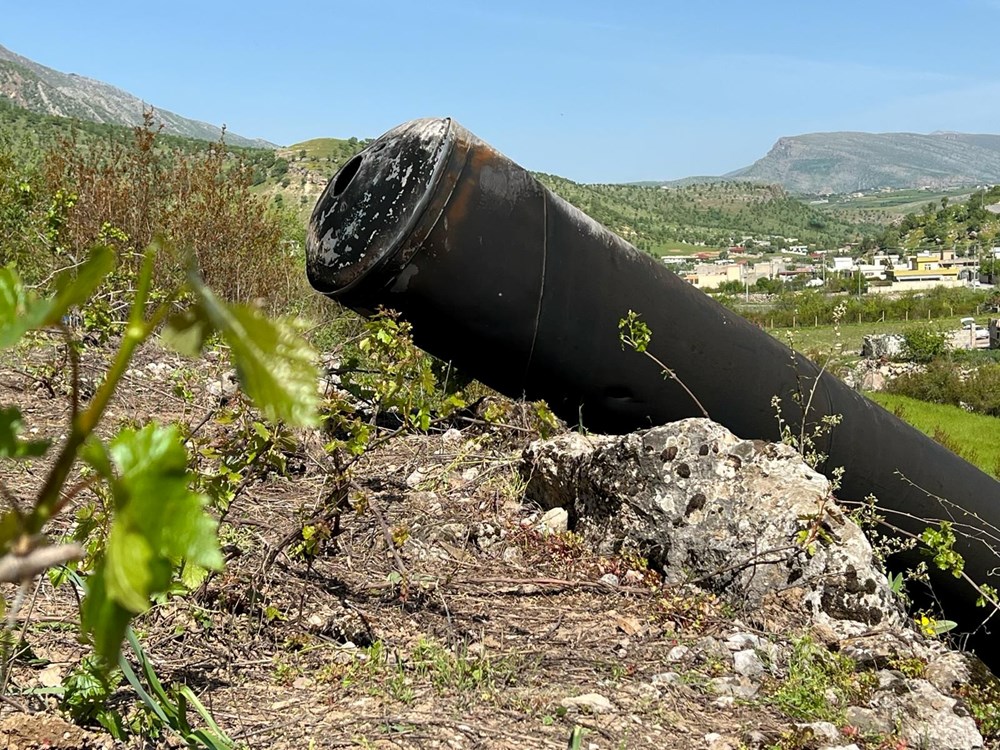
82;424;223;662
0;246;115;348
179;276;319;427
0;406;50;458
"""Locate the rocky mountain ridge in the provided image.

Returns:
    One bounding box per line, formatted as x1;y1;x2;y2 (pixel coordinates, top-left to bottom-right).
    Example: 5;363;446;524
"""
0;43;274;149
725;131;1000;195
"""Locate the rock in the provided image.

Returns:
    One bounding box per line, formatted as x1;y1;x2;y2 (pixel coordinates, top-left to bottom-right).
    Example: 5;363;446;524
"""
866;678;983;750
926;651;972;693
37;664;63;688
694;636;732;664
794;722;840;745
523;420;906;639
861;333;905;359
535;507;568;535
708;675;758;699
405;468;427;489
651;671;682;686
705;733;742;750
666;645;690;662
598;572;620;587
725;632;763;651
733;649;765;677
559;693;613;713
844;705;889;736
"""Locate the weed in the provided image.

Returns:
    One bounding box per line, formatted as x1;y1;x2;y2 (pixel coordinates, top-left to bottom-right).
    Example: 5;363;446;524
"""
768;637;875;724
411;638;517;699
958;658;1000;741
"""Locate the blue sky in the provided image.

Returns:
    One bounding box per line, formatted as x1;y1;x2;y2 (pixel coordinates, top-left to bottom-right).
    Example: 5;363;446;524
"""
4;1;1000;182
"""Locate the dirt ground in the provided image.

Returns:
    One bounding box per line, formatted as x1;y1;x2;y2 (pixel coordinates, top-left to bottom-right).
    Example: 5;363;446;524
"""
0;334;902;749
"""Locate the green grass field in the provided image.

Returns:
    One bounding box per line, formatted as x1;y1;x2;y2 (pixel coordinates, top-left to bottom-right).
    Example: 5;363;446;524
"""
824;186;974;215
769;316;981;358
866;392;1000;478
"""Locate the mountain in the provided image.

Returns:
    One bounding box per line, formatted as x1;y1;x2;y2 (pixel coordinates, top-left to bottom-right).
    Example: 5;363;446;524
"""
725;131;1000;195
0;43;275;149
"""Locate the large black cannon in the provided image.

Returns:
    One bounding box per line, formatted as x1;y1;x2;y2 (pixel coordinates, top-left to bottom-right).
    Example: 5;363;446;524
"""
306;117;1000;651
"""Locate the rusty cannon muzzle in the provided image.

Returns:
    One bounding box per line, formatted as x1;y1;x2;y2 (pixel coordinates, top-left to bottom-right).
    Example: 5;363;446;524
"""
307;117;1000;661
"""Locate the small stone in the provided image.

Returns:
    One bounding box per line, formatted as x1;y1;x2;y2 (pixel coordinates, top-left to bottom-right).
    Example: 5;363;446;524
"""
442;428;463;444
559;693;613;713
405;469;427;488
536;507;569;534
501;546;523;564
733;649;764;677
844;706;889;736
709;675;758;699
795;722;840;744
599;573;620;587
651;671;681;686
37;664;62;688
726;632;763;651
666;645;690;662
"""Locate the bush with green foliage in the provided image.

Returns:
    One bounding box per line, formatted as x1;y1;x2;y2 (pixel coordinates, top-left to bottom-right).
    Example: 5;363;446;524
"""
902;322;948;363
887;361;1000;418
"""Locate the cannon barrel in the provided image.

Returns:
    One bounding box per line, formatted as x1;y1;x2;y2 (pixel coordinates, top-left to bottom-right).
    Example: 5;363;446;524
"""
307;117;1000;651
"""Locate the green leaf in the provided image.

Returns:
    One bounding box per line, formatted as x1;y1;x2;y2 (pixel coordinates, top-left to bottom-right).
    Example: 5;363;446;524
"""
0;406;50;458
104;522;162;614
81;424;223;661
0;265;51;348
179;561;209;590
80;437;113;479
187;277;319;426
80;570;134;665
0;247;115;349
106;424;223;571
161;304;212;357
45;245;116;326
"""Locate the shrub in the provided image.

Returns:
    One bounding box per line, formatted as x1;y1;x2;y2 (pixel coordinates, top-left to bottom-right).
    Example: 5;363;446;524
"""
902;323;948;363
886;361;1000;418
41;111;291;308
962;364;1000;417
886;361;963;406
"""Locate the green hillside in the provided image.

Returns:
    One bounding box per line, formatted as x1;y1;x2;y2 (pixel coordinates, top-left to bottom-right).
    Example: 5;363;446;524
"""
535;175;860;253
865;184;1000;259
